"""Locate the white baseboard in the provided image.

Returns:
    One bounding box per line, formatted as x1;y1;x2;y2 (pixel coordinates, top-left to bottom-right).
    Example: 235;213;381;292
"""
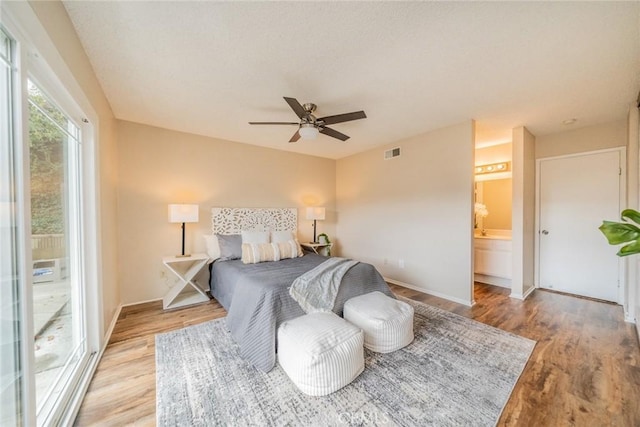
510;286;536;301
524;286;536;299
474;274;511;289
385;277;474;307
121;297;163;307
102;304;122;343
624;312;635;323
628;310;640;342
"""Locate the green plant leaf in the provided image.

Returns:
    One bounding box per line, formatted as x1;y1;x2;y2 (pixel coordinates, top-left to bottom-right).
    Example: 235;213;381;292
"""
599;221;640;245
618;239;640;256
317;233;331;243
620;209;640;225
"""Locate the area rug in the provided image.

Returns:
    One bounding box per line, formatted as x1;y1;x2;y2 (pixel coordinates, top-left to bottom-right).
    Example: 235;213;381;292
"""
156;298;535;426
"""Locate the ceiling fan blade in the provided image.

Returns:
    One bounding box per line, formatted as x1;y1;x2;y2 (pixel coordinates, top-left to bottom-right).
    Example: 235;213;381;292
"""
320;126;350;141
283;97;306;119
318;111;366;125
249;121;299;125
289;130;301;143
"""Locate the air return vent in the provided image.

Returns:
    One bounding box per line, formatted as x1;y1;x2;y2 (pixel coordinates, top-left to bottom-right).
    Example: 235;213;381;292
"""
384;147;401;160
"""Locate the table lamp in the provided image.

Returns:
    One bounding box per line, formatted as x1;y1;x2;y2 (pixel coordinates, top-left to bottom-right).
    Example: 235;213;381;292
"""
306;207;325;243
168;204;199;257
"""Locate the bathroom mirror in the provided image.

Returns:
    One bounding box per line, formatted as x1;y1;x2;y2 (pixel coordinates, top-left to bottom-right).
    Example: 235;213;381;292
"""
475;178;512;230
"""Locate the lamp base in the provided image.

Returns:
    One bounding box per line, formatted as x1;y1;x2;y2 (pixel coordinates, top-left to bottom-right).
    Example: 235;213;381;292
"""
176;222;191;258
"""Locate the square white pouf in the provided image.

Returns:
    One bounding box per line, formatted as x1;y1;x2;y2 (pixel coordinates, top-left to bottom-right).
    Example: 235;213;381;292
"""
277;312;364;396
344;291;414;353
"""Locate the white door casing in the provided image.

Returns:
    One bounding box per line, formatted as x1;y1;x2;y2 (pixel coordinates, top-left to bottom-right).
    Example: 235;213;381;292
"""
536;148;624;303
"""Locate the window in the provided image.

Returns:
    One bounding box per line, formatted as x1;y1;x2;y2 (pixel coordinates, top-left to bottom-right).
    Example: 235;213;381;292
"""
28;78;89;423
0;26;22;426
0;6;101;424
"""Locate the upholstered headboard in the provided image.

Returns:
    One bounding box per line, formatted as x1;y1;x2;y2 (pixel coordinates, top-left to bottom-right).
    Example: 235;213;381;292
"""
211;207;297;234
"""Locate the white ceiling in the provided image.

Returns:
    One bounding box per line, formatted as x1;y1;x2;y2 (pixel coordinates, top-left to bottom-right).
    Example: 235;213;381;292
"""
63;1;640;160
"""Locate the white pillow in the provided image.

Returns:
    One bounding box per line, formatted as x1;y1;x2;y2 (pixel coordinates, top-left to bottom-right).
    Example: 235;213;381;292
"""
241;240;304;264
241;230;270;244
203;234;221;260
271;230;295;243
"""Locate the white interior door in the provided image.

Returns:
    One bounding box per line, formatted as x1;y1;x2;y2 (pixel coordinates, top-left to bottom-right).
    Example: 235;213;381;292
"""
538;149;622;302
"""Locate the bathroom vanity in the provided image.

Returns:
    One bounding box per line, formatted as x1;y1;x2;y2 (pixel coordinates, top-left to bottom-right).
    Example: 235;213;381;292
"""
474;230;512;288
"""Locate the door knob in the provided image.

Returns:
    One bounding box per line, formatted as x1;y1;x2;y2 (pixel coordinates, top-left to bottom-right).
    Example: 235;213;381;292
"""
541;230;549;235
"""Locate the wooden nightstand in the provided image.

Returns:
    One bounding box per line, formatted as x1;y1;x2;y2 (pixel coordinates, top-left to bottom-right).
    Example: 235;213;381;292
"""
162;253;210;310
300;242;333;257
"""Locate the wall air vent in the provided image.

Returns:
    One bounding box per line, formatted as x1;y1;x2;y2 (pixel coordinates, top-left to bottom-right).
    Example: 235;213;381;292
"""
384;147;401;160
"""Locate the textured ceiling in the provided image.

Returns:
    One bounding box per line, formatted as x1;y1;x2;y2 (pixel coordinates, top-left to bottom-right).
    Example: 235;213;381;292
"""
63;1;639;159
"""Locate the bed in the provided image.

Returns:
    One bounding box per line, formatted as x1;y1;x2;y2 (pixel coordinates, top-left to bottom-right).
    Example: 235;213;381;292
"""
207;207;394;372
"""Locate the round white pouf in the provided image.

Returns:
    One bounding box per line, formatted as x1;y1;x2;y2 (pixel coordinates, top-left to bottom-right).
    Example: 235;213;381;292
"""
277;312;364;396
344;291;414;353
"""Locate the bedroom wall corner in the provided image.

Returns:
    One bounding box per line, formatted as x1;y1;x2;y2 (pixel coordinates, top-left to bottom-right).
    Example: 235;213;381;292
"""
335;121;475;305
116;120;337;305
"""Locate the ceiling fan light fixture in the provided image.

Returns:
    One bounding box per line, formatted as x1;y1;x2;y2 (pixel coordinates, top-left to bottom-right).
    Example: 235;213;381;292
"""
299;123;319;140
249;97;366;143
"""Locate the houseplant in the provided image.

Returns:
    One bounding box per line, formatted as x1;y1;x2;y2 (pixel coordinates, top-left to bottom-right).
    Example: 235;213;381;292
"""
599;209;640;256
317;233;331;256
474;202;489;235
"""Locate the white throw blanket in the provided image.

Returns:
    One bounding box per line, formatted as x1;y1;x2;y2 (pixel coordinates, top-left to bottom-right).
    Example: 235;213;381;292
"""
289;257;359;313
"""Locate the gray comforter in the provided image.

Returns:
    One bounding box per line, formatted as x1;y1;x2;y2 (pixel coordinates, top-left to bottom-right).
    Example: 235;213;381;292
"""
210;253;393;372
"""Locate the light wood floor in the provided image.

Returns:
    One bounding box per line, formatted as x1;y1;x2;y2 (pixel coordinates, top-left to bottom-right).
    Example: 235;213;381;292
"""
75;284;640;426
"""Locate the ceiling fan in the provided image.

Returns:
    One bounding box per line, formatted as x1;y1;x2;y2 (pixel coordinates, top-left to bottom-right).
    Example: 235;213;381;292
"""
249;97;367;143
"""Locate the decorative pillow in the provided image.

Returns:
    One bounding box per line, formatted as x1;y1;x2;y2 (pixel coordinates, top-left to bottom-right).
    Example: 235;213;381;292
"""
271;230;295;243
203;234;221;260
241;240;304;264
216;234;242;260
241;230;270;244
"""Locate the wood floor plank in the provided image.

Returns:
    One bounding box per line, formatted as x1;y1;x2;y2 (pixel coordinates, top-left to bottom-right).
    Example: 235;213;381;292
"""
74;284;640;426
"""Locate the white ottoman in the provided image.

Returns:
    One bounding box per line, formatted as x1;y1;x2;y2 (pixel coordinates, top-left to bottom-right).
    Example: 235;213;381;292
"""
277;312;364;396
344;291;414;353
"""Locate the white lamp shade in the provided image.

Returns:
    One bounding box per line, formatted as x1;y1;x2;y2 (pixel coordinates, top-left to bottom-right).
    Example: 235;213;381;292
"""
306;207;326;221
299;124;319;140
168;204;199;223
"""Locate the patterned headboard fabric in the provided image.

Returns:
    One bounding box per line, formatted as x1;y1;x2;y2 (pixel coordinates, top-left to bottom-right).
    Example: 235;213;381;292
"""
211;208;297;234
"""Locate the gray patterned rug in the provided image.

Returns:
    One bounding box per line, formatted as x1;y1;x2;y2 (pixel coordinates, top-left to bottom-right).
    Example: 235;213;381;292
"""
156;298;535;426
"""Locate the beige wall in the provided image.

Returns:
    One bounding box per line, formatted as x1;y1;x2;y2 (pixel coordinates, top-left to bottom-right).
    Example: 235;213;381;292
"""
511;126;536;298
336;121;475;305
117;120;336;304
475;142;512;165
29;1;120;337
536;120;626;159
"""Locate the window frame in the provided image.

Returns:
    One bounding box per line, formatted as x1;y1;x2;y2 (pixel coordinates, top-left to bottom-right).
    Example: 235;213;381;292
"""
0;24;23;427
0;2;104;425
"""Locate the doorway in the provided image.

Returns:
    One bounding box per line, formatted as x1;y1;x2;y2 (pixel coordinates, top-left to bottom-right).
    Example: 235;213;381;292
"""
473;142;513;296
536;148;624;303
